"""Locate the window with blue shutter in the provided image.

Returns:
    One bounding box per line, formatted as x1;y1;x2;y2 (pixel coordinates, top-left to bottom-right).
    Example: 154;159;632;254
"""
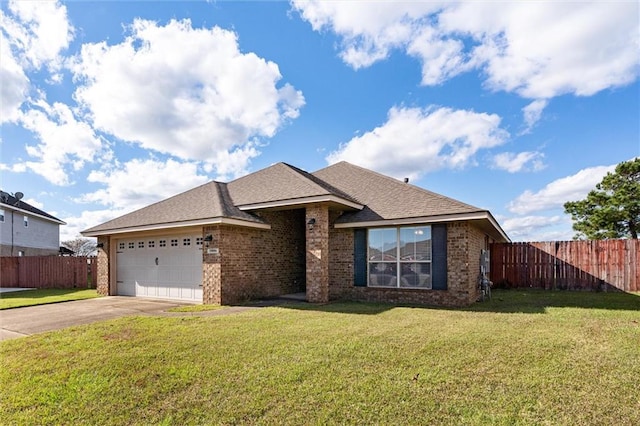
353;229;367;287
354;224;447;290
431;224;447;290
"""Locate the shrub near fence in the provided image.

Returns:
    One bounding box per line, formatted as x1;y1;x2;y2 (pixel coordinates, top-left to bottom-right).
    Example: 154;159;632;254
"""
0;256;97;289
490;240;639;292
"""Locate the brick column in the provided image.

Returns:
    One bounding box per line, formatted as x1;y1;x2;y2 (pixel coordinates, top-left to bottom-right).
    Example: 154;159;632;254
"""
306;204;329;303
202;226;222;304
96;236;110;296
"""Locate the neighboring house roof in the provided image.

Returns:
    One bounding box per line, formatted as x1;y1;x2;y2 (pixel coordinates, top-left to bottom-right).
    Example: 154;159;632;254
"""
59;246;75;255
82;161;509;241
0;190;66;225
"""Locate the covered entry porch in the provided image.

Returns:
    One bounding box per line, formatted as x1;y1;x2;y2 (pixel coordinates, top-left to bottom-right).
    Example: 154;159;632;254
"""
200;203;336;305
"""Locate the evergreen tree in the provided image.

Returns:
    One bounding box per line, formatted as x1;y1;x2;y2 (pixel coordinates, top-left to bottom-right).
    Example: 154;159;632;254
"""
564;158;639;239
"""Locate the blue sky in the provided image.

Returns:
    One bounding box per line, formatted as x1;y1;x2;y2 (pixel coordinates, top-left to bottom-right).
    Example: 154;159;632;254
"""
1;0;639;242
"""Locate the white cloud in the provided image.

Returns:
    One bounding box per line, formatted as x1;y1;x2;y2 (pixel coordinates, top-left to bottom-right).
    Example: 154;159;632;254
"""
500;215;568;242
79;158;210;211
0;0;73;122
61;208;127;242
522;100;548;133
0;33;29;123
70;19;304;178
16;101;106;186
326;106;508;179
3;0;74;69
23;197;44;210
507;164;616;215
0;163;28;173
293;1;640;99
496;212;578;241
291;1;440;69
492;151;545;173
406;26;469;85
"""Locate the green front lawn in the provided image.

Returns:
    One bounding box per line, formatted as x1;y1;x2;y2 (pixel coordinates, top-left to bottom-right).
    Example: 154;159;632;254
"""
1;290;639;425
0;289;101;310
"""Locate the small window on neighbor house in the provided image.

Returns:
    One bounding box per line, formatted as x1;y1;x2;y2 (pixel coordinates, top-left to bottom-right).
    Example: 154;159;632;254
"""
0;209;4;222
18;250;25;257
183;238;191;246
159;240;166;247
118;242;125;250
138;241;144;248
148;240;155;248
128;242;135;249
24;216;28;227
170;239;178;247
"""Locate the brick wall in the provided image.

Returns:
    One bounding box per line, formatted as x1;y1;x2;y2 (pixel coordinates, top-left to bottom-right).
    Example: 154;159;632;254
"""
445;221;483;305
202;226;222;304
466;224;486;302
203;210;306;305
96;236;110;296
328;211;354;300
306;204;329;303
328;221;488;307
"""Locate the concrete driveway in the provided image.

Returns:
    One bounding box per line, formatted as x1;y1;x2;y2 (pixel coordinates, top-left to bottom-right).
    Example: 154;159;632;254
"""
0;297;188;341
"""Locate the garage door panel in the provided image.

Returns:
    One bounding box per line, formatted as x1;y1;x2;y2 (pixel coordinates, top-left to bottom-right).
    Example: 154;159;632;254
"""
116;234;203;302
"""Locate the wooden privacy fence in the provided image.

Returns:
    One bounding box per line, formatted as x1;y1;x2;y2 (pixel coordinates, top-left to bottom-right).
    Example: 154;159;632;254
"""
490;240;639;292
0;256;97;289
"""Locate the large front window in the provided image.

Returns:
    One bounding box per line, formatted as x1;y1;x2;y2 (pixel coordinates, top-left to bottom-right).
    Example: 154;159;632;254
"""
368;226;432;288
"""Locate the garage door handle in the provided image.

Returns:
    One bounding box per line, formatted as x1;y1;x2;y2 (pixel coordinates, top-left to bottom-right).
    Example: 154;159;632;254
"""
155;257;159;265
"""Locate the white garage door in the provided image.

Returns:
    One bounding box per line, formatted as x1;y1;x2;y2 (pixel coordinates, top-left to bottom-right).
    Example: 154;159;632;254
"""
116;234;203;302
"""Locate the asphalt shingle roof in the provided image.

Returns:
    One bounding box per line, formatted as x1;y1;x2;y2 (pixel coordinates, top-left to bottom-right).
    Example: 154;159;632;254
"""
227;162;358;206
312;162;484;223
82;181;264;234
83;161;493;235
0;190;65;224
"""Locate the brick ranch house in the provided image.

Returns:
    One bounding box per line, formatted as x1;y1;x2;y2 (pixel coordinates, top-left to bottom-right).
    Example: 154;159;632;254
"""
82;161;509;307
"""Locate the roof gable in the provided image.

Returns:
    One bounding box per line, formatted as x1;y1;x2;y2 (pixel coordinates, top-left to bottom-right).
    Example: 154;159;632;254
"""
227;162;360;208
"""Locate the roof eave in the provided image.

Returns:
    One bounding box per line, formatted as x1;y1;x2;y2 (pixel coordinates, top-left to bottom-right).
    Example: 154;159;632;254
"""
334;211;510;242
237;195;364;211
0;203;66;225
81;217;270;237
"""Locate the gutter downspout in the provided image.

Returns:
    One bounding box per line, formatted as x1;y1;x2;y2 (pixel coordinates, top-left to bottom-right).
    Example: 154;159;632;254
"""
11;210;14;257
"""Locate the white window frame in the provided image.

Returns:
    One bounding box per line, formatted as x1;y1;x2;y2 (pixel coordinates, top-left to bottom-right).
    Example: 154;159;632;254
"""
0;209;4;223
367;225;432;289
23;215;28;228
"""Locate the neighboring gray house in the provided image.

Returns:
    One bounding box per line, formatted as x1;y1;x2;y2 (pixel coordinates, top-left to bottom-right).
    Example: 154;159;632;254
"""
83;162;509;307
0;191;66;256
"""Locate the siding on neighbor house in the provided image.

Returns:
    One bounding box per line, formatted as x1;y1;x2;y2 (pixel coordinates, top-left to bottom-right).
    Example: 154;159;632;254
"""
0;212;60;256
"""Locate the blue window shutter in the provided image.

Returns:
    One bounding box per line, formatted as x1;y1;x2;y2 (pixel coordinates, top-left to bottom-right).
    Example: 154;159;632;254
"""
432;224;447;290
354;229;367;287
